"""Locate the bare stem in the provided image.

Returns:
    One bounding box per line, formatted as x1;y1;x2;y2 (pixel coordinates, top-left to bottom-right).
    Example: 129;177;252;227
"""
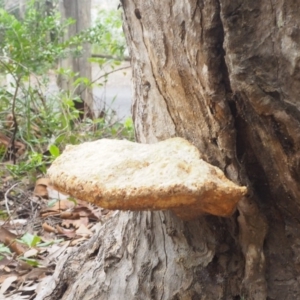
10;76;21;164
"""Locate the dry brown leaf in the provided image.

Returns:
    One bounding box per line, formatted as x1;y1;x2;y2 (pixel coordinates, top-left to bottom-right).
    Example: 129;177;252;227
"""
3;266;11;273
56;225;76;238
40;211;59;218
5;114;14;129
61;217;89;230
34;177;69;200
0;257;13;268
2;175;14;183
16;260;33;272
0;271;19;285
42;223;56;233
0;219;27;227
68;203;102;221
0;132;10;148
75;224;93;237
50;200;75;211
0;132;26;157
59;211;80;219
23;267;49;281
0;227;28;255
40;199;76;218
0;275;18;296
88;206;105;220
23;249;38;258
33;178;51;198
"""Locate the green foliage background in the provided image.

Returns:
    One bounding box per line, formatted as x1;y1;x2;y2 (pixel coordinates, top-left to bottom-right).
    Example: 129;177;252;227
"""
0;0;133;180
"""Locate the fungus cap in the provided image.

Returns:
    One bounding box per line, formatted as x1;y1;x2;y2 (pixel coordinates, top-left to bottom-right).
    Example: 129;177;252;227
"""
47;138;247;220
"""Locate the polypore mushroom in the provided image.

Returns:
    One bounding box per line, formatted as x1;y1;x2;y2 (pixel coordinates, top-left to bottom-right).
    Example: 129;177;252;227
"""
47;138;247;220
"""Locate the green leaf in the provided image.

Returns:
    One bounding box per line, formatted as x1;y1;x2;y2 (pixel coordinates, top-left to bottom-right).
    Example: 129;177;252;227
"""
0;210;9;220
48;199;59;207
67;197;78;206
49;144;60;158
0;243;11;254
124;117;133;129
19;257;39;267
19;233;41;248
38;239;64;247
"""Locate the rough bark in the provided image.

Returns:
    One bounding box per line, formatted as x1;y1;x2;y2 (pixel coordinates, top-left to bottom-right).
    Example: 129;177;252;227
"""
37;0;300;299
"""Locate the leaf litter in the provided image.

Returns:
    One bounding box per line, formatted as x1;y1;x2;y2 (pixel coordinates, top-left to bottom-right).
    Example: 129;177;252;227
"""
0;177;110;299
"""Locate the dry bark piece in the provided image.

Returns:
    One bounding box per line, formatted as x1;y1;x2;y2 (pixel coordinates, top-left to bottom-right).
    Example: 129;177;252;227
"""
47;138;247;220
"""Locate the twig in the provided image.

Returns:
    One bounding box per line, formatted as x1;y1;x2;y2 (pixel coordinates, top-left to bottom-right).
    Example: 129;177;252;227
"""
4;182;20;218
92;53;130;61
90;65;131;86
77;65;131;103
10;76;21;164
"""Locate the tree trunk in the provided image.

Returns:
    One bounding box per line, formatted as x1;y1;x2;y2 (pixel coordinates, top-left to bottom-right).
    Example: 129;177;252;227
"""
36;0;300;299
57;0;93;117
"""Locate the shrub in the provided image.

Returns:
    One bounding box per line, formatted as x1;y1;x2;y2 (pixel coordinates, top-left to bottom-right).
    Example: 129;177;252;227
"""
0;1;134;180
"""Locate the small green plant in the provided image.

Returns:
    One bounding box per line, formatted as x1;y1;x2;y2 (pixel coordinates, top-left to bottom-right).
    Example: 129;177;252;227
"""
0;243;11;252
18;232;41;248
0;210;9;220
0;0;134;180
0;242;12;261
19;257;40;267
0;246;10;260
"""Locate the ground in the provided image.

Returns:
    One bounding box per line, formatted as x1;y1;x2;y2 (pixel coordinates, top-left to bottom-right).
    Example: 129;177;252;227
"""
0;177;112;299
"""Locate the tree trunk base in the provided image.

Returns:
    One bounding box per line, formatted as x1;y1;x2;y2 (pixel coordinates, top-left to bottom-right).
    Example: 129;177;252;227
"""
36;210;248;300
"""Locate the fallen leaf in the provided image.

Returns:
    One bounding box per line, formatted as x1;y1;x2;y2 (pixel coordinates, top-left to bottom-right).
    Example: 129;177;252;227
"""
42;223;56;233
61;217;89;229
23;267;49;281
0;133;26;158
33;178;51;198
48;200;75;212
0;275;18;296
47;186;69;201
0;219;27;227
5;114;14;129
40;211;59;218
4;266;11;272
60;211;80;219
17;260;33;272
44;241;70;264
0;271;19;285
75;224;92;237
23;249;38;258
0;227;28;255
0;257;13;268
56;225;76;238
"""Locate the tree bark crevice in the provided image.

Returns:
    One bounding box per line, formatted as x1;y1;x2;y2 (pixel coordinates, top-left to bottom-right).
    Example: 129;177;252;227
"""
215;1;269;298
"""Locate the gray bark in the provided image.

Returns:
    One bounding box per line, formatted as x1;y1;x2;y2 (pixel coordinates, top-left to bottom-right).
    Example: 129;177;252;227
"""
37;0;300;299
58;0;93;116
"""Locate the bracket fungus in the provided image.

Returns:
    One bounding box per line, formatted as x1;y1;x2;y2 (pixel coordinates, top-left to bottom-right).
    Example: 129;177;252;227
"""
47;138;247;220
